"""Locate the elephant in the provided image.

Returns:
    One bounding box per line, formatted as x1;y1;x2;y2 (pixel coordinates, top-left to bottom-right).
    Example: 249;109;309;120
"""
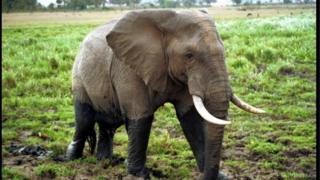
65;9;265;179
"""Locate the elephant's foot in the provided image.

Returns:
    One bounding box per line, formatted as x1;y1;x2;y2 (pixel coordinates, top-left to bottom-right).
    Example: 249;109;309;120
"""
217;172;229;180
96;148;111;160
96;141;112;160
199;171;229;180
125;167;150;180
122;174;145;180
65;140;84;160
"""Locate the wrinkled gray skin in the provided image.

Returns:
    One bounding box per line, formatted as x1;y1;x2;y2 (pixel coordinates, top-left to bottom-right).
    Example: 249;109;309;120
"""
67;10;232;179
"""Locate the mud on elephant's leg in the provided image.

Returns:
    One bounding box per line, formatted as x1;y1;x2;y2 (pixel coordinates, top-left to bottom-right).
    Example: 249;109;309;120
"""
66;101;96;160
125;115;153;178
175;107;205;172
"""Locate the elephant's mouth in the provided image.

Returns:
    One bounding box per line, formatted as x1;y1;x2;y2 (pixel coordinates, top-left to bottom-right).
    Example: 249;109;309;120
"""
192;94;266;126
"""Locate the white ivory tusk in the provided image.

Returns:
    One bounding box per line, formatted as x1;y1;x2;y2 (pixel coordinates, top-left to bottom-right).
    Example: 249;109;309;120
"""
192;95;231;125
231;94;266;114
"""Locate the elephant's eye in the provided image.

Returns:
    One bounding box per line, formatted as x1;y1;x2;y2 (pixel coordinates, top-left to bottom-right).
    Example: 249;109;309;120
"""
185;53;194;60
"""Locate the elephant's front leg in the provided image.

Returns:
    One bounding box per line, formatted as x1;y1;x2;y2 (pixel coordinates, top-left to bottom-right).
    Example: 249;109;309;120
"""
175;106;205;172
125;115;153;178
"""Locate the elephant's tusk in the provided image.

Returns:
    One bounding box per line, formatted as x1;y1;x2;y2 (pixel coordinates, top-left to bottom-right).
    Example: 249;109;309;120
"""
231;94;266;114
192;95;231;125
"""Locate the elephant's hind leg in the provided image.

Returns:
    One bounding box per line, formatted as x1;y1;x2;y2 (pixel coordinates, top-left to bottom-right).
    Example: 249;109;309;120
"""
66;100;96;160
96;120;115;160
96;124;114;160
95;112;124;160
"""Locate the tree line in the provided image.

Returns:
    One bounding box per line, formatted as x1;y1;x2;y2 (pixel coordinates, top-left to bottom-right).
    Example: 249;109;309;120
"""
231;0;315;5
2;0;219;12
2;0;314;12
2;0;107;12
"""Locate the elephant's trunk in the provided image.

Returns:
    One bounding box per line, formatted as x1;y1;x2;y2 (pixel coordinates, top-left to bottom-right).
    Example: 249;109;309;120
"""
204;122;224;179
199;81;230;179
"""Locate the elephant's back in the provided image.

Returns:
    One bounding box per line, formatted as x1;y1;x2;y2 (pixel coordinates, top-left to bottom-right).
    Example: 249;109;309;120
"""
72;20;118;112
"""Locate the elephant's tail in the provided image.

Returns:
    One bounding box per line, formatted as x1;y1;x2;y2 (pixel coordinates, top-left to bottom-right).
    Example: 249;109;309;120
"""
87;127;96;155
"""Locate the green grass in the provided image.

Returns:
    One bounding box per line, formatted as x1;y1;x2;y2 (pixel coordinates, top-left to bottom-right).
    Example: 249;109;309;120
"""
35;163;76;177
2;167;28;180
2;13;316;179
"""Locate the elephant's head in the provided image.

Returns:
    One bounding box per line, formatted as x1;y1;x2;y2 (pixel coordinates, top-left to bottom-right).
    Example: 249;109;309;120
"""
106;10;265;125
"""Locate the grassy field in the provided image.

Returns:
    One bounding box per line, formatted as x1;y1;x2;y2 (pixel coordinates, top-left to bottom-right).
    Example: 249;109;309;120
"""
2;5;315;26
2;7;316;179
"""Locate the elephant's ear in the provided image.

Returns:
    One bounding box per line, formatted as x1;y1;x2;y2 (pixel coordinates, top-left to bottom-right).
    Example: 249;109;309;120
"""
106;10;177;92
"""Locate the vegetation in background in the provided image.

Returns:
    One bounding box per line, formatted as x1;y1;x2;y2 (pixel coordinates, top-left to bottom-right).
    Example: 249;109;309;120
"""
2;12;316;179
2;0;316;12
